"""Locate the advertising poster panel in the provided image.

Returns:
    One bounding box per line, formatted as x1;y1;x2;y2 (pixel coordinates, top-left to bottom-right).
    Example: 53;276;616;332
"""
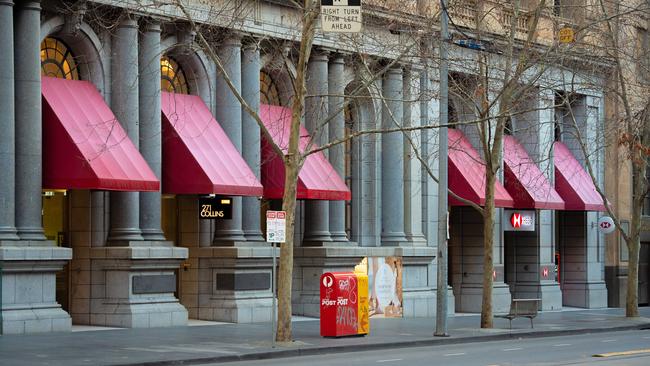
367;257;403;317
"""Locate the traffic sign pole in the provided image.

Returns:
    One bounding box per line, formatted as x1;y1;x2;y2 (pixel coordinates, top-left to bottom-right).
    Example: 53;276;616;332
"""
266;211;286;347
272;241;276;348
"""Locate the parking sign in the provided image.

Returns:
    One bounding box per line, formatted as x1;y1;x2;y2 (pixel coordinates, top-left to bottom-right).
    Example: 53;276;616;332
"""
266;211;287;243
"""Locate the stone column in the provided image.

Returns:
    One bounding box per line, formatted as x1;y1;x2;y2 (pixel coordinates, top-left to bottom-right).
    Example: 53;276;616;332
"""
381;67;407;246
14;0;45;240
1;0;73;334
420;68;440;247
241;39;264;243
0;0;18;241
303;51;333;245
327;54;350;243
138;19;165;241
403;67;427;246
213;35;246;244
107;16;143;243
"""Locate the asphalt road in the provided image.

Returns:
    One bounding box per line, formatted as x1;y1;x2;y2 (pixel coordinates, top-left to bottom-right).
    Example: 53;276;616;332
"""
215;329;650;366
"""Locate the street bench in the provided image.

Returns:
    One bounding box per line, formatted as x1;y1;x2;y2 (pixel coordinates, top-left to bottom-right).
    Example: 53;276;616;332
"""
496;298;540;329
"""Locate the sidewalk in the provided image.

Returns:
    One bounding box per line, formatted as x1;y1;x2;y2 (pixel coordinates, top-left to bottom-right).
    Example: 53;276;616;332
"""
1;307;649;366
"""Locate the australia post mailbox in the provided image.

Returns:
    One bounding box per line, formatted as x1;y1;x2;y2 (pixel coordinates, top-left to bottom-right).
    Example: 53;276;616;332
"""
320;272;369;337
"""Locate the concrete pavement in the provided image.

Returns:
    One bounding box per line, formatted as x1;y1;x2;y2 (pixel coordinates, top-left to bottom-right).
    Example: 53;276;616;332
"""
0;307;649;366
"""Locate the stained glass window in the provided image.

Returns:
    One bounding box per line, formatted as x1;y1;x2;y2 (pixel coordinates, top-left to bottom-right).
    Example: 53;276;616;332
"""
40;37;79;80
161;56;189;94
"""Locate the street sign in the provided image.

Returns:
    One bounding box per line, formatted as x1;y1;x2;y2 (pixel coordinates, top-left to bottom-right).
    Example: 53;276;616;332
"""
504;210;536;232
559;27;575;44
321;0;362;33
598;216;616;234
266;210;287;243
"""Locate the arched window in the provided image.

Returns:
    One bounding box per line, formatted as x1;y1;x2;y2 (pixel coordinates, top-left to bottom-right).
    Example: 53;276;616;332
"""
161;56;189;94
260;71;281;105
40;37;79;80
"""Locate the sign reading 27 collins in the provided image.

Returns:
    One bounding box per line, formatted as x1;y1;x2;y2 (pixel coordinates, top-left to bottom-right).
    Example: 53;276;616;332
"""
321;0;362;33
504;209;536;232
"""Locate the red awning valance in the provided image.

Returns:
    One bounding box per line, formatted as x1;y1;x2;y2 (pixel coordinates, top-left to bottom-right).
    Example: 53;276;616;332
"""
259;104;350;200
448;129;514;207
553;141;606;211
503;136;565;210
161;92;263;196
41;77;159;191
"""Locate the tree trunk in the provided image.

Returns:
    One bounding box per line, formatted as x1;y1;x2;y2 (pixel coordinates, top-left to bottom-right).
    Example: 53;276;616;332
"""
626;234;640;317
626;155;646;318
276;152;301;341
481;169;497;328
275;0;319;342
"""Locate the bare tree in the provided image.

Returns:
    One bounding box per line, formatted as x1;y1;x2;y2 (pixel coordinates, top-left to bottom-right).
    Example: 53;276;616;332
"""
438;0;553;328
564;0;650;318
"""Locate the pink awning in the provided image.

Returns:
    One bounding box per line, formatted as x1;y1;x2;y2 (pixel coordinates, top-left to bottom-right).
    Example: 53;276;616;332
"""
503;136;565;210
41;77;159;191
161;92;263;196
553;142;606;211
259;104;351;200
448;129;514;207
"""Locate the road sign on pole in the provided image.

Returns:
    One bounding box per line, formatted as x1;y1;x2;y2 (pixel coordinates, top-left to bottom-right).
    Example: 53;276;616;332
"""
321;0;362;33
266;211;286;347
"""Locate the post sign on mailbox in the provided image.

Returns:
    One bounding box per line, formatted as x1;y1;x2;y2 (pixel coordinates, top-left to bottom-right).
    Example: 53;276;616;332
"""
320;272;369;337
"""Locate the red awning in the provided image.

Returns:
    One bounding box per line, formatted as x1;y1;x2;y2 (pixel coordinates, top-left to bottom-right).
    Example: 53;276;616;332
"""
448;129;514;207
161;92;263;196
259;104;351;200
553;142;606;211
41;77;159;191
503;136;565;210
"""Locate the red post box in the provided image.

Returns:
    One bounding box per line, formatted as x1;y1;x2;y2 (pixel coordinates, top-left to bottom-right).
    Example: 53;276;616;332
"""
320;272;369;337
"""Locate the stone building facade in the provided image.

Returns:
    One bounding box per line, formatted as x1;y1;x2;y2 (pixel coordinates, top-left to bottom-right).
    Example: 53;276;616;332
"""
0;0;611;334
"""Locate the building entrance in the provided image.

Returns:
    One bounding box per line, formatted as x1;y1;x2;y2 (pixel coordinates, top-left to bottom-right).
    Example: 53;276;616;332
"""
42;190;69;312
640;242;649;306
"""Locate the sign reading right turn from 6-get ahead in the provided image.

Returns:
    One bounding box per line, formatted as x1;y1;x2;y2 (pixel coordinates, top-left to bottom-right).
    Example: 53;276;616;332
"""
321;0;362;33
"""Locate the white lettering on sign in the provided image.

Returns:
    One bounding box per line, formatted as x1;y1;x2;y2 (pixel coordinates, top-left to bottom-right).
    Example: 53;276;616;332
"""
322;298;336;306
337;298;348;306
200;205;225;218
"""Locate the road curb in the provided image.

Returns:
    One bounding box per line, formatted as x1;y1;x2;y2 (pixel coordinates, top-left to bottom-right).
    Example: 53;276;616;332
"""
115;323;650;366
